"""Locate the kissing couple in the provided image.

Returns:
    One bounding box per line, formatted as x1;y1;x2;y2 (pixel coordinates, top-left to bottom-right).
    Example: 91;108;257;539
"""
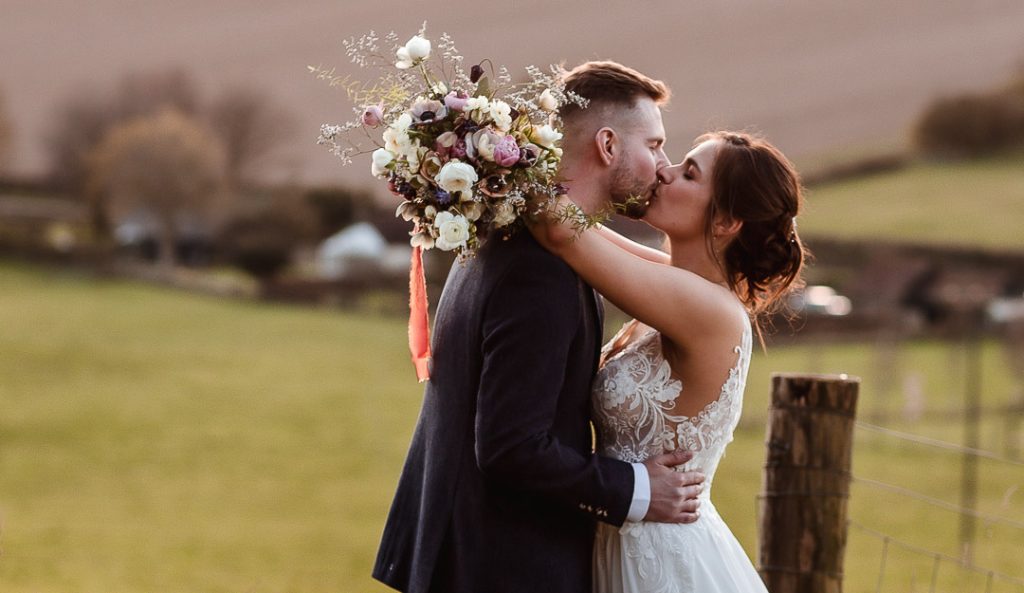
374;60;806;593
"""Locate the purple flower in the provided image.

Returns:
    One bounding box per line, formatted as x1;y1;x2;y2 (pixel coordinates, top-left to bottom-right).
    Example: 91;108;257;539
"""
492;135;521;167
450;138;468;160
361;103;384;127
434;189;453;206
518;143;540;167
444;90;469;112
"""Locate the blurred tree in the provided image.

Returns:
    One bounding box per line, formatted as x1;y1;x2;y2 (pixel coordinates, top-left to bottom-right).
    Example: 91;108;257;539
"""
46;68;201;193
207;86;297;192
0;89;12;174
89;109;226;269
115;68;201;120
45;69;203;237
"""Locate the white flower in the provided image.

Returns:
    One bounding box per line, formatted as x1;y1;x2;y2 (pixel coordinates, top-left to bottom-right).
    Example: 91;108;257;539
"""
424;205;437;219
530;124;563;148
405;142;424;171
489;100;513;131
371;148;395;177
383;114;414;154
410;231;435;249
396;201;417;222
405;35;431;60
392;112;412;132
465;96;490;123
431;81;448;95
492;200;517;227
396;35;431;69
538;89;558;112
467;128;499;162
434;211;471;251
435;161;479;195
465;96;489;112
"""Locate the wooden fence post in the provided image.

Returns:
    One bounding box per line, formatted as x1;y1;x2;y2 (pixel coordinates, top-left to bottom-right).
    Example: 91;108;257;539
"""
759;373;860;593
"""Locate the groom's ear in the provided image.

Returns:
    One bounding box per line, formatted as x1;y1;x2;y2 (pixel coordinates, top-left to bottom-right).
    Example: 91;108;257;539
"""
594;127;619;167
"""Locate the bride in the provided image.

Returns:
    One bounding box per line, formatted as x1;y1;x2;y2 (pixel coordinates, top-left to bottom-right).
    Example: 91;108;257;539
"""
532;130;806;593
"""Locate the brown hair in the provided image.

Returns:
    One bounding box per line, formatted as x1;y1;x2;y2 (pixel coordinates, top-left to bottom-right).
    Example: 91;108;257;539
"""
558;61;670;121
698;131;808;326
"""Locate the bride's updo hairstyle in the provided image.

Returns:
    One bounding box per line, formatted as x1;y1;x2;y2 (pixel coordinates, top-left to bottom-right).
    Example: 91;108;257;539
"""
699;131;808;318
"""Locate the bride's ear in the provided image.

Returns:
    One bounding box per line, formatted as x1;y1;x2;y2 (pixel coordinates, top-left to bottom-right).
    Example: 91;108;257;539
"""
594;127;618;166
713;216;743;241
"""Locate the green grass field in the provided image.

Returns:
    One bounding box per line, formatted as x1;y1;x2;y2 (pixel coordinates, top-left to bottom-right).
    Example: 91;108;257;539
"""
800;151;1024;250
1;262;1022;592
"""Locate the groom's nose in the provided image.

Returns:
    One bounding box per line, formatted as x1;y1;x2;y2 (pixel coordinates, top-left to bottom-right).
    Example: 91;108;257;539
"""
656;147;670;170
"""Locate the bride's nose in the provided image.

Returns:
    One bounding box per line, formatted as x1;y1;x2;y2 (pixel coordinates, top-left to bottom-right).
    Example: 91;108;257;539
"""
656;164;680;185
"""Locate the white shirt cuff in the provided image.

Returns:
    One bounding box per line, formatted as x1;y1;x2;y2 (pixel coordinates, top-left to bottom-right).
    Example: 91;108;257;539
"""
626;462;651;522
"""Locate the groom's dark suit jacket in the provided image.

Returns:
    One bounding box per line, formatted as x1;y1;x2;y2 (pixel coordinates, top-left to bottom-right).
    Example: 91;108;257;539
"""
373;231;636;593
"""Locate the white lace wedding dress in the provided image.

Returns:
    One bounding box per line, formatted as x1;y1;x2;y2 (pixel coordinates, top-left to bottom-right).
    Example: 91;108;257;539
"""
591;319;768;593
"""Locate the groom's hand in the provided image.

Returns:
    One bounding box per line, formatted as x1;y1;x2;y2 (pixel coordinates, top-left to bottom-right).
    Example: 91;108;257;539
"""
642;449;705;524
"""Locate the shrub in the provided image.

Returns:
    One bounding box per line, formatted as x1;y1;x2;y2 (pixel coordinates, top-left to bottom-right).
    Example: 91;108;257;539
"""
219;210;302;280
914;75;1024;157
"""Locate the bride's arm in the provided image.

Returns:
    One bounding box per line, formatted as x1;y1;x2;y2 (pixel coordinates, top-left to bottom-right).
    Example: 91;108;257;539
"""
531;198;741;347
594;225;671;265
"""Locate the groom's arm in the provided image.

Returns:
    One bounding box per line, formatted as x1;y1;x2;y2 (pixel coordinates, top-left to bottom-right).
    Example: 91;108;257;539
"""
474;249;636;525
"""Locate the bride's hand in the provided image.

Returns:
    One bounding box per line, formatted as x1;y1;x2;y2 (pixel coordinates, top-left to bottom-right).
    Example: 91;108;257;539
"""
526;194;586;253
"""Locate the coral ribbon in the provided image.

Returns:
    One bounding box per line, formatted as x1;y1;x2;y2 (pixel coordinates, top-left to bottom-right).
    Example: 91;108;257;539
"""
408;246;432;382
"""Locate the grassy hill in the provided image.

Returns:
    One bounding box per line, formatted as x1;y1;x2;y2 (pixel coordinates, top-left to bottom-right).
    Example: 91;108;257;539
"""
800;152;1024;251
1;262;1021;592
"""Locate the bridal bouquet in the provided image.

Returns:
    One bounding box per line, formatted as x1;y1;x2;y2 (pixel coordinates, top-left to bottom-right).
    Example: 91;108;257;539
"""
313;24;585;256
312;24;585;380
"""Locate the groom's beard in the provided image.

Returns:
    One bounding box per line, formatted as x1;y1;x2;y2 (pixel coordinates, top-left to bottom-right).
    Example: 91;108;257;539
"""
609;163;657;220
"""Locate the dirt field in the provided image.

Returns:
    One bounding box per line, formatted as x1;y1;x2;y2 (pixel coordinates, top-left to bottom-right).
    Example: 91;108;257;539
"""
3;0;1024;188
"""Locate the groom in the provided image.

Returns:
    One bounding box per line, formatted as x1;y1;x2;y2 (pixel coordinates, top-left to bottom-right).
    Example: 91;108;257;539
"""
373;61;704;593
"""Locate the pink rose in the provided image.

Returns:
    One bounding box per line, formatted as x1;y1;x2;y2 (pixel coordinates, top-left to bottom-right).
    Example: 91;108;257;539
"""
361;103;384;127
444;90;469;112
492;135;521;167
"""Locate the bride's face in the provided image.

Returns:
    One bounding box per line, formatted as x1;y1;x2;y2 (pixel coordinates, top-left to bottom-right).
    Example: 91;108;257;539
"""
643;139;721;240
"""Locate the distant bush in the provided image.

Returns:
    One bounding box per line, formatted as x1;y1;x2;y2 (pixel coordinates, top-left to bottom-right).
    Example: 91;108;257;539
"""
914;74;1024;157
219;210;302;280
304;186;373;240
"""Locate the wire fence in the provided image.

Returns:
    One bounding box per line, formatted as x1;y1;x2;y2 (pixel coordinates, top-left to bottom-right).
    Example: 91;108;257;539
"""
793;420;1024;592
850;520;1024;593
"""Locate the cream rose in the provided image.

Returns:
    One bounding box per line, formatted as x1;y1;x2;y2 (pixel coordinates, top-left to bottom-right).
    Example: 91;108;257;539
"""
435;161;479;196
433;211;471;251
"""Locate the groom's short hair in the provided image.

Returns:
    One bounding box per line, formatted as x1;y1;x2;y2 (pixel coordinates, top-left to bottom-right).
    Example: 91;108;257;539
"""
559;61;670;122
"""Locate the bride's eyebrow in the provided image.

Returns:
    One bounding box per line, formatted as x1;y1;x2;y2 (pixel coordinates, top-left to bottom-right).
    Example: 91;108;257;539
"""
682;156;701;173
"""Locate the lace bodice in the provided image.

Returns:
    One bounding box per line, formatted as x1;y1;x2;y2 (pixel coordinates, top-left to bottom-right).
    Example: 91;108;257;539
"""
592;320;752;499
